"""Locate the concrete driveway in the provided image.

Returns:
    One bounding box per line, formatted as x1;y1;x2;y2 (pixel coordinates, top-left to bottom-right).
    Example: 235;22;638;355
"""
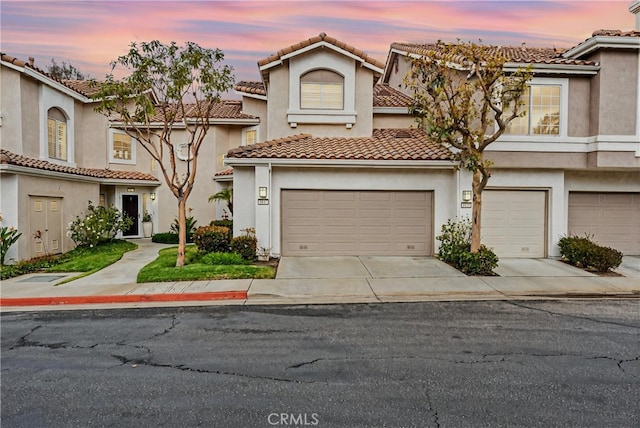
275;256;464;279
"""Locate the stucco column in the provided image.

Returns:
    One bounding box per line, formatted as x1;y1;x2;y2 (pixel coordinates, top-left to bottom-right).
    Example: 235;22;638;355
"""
630;0;640;30
254;165;271;254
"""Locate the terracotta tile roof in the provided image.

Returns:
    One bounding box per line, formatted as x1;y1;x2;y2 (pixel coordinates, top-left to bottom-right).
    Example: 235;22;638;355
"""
258;32;385;70
0;149;160;182
234;81;266;96
227;129;453;161
143;100;257;122
1;53;104;97
214;167;234;177
591;29;640;38
61;79;104;97
373;84;413;108
390;42;597;66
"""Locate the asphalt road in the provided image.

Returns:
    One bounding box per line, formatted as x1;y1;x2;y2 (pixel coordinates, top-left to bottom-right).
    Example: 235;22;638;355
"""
2;300;639;428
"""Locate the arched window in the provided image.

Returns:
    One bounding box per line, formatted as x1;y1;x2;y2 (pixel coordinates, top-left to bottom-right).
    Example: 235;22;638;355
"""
47;107;67;160
300;69;344;110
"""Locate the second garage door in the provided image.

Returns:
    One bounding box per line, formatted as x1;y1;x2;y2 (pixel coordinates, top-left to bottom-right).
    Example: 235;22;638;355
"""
281;190;432;256
568;192;639;255
481;190;547;258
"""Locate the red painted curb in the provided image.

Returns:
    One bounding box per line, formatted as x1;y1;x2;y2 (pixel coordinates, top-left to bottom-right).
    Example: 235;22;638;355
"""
0;291;248;307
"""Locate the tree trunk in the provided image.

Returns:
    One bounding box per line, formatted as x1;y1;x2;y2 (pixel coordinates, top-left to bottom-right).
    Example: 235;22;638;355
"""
470;170;483;253
176;197;187;267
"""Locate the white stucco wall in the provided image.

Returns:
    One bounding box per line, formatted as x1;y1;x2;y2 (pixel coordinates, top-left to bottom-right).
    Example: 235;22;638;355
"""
234;165;459;256
0;175;19;263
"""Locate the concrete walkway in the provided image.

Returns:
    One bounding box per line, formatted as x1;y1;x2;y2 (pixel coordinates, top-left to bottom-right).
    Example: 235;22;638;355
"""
1;239;638;311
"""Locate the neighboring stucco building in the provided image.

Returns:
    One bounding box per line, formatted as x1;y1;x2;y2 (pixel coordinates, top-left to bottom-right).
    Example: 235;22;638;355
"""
0;54;258;263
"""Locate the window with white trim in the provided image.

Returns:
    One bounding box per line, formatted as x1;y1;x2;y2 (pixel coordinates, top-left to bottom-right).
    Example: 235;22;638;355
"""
245;129;258;145
300;69;344;110
109;129;136;164
47;108;67;160
506;84;561;136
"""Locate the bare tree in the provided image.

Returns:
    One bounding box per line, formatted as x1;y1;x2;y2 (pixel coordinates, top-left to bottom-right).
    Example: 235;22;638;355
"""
93;41;234;266
405;40;532;252
47;58;88;80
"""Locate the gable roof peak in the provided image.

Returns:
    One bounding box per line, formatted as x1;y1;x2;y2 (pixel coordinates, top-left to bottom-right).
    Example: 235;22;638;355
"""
257;33;385;73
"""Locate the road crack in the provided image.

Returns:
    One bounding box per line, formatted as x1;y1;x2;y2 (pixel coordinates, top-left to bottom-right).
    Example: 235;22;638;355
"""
503;301;640;329
287;358;325;369
110;354;311;383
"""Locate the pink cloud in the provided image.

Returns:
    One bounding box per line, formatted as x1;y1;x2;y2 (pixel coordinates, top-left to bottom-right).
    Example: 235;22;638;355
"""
2;1;634;81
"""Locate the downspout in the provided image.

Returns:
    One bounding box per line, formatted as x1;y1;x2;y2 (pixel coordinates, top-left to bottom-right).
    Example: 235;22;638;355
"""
268;161;273;256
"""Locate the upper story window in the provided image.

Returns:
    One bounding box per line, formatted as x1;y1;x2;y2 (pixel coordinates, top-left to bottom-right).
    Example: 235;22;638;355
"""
506;84;561;136
244;129;258;145
109;129;136;164
300;70;344;110
47;108;67;160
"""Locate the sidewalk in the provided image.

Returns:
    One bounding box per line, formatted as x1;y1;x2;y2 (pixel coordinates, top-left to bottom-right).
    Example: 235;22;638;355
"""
1;239;638;312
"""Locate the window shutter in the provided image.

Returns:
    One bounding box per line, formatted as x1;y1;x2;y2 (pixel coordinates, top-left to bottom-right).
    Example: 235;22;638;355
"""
47;119;56;157
57;122;67;160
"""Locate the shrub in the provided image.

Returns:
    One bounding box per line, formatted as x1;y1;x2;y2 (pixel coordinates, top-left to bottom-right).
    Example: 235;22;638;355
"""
437;217;472;266
231;235;257;261
1;226;22;265
199;251;246;265
193;226;230;253
151;232;179;244
210;219;233;229
170;216;197;242
590;246;623;273
558;235;623;273
436;217;498;275
456;245;499;276
558;235;595;268
67;202;132;248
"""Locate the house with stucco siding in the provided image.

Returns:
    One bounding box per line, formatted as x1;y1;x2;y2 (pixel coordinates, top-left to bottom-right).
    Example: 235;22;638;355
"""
0;54;258;263
227;21;640;259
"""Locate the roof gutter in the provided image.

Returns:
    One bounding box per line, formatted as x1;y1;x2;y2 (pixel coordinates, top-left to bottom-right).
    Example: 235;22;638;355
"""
109;117;260;128
224;158;455;169
504;62;600;75
563;36;640;58
0;164;161;185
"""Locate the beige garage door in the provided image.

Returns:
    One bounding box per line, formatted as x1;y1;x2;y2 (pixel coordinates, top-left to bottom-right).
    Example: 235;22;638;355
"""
481;190;547;258
568;192;639;255
281;190;432;256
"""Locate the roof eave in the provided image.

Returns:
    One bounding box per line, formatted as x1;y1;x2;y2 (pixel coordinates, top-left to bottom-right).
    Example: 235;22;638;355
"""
234;90;268;101
563;36;640;58
224;158;455;168
503;62;600;75
0;164;160;185
259;41;384;75
1;60;91;102
373;107;410;114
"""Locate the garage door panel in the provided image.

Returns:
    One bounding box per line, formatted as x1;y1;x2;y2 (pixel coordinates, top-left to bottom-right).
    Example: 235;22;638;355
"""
482;190;546;258
568;192;639;255
282;190;432;256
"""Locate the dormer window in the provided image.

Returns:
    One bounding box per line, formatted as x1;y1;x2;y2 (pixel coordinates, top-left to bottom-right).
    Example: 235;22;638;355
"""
47;108;67;161
300;70;344;110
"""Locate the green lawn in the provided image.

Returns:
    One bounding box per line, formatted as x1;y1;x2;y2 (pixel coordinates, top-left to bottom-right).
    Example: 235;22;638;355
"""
137;245;276;283
0;240;137;281
48;240;138;273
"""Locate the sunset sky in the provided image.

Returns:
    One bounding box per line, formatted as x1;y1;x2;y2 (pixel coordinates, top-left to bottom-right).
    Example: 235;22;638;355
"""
1;1;635;83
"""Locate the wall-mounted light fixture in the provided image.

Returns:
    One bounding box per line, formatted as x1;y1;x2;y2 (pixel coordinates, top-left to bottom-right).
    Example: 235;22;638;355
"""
149;192;156;201
258;187;268;199
462;190;472;202
127;187;135;193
